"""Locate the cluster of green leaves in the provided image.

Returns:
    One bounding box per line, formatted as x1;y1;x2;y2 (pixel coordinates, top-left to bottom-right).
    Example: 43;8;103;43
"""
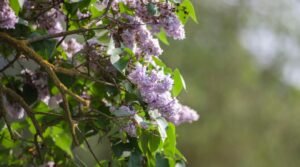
0;0;198;166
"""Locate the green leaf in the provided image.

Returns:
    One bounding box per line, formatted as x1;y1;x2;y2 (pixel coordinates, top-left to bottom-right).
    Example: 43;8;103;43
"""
65;0;91;16
89;5;103;19
110;54;130;73
149;110;168;142
26;117;36;134
78;0;91;9
31;39;57;59
108;38;130;73
138;130;149;154
89;82;106;99
157;118;168;142
0;128;17;149
156;30;169;45
50;126;73;158
156;153;169;167
176;0;198;24
57;73;76;88
9;0;21;15
32;101;51;113
148;130;162;152
64;2;79;16
172;69;186;97
163;123;176;157
152;57;166;68
128;151;143;167
175;148;187;161
107;37;123;56
111;142;132;158
119;2;134;15
183;0;198;23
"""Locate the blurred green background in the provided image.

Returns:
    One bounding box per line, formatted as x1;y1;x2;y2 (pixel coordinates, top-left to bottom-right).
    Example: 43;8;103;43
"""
162;0;300;166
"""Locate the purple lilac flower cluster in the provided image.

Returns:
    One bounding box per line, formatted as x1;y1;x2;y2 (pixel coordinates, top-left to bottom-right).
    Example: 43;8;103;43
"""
129;63;199;125
122;122;137;137
110;105;137;136
82;39;117;73
24;0;64;35
61;38;83;59
37;8;64;35
0;0;18;29
135;2;186;40
2;95;25;120
76;10;90;19
104;0;184;57
120;15;163;57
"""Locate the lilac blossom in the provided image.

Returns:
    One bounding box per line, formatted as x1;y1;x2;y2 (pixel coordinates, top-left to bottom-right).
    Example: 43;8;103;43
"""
129;63;199;125
110;105;136;117
48;94;63;110
136;2;185;40
122;122;137;137
24;0;64;34
169;105;200;125
37;7;65;35
101;0;185;40
0;0;18;29
2;95;25;120
160;13;185;40
101;0;136;10
61;38;83;58
120;16;163;57
77;10;90;19
119;105;136;115
82;39;114;72
105;1;185;56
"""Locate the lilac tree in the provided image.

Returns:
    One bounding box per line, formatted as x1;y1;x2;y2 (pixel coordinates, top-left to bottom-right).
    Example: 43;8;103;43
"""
0;0;198;166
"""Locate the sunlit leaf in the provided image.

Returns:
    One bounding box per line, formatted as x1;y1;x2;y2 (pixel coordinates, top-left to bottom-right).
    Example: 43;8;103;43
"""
172;69;186;97
9;0;21;14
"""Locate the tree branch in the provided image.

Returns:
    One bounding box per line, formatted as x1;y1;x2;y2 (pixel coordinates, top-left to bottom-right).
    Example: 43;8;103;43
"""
0;32;89;107
0;32;91;145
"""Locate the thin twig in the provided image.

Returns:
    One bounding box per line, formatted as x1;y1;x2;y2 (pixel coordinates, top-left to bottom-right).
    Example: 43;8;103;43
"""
61;94;79;145
52;66;115;87
100;0;114;20
0;52;20;73
34;133;44;163
27;26;108;44
76;127;102;167
56;11;70;48
34;111;64;118
0;87;16;140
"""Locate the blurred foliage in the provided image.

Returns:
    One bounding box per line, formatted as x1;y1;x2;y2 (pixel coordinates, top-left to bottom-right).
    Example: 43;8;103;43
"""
161;0;300;166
